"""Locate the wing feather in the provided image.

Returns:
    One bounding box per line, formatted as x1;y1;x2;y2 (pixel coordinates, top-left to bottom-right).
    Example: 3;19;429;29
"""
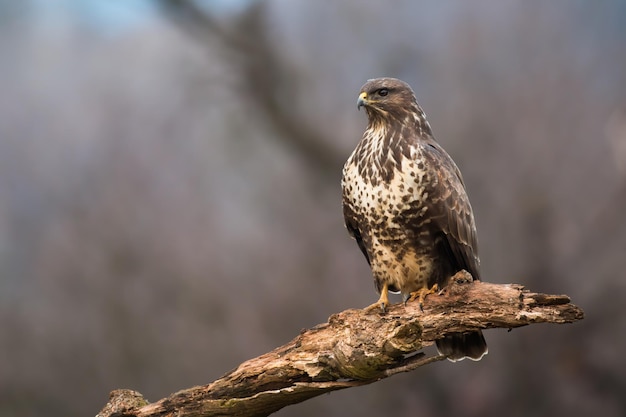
342;193;371;265
421;139;480;280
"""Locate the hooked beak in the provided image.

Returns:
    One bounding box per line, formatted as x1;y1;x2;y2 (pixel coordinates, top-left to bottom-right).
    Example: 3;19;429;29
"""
357;92;368;110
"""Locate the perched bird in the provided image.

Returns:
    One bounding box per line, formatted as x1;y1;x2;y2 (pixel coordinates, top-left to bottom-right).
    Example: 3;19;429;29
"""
342;77;487;361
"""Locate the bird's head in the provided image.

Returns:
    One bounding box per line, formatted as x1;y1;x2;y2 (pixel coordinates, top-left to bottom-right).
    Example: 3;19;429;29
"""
357;77;419;122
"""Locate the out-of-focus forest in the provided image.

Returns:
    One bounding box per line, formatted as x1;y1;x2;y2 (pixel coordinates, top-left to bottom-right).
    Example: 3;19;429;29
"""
1;1;625;416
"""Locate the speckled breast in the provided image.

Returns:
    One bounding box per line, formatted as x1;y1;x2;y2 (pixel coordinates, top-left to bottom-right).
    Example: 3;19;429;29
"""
342;143;436;295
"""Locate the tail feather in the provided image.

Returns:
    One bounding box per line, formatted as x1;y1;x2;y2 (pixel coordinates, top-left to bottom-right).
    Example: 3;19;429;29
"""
436;330;488;362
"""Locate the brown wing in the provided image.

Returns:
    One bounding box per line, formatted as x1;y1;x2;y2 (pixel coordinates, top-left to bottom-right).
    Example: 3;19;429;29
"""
421;140;480;281
342;192;371;266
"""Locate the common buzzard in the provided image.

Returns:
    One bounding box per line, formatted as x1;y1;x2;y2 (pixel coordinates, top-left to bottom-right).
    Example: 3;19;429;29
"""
342;77;487;361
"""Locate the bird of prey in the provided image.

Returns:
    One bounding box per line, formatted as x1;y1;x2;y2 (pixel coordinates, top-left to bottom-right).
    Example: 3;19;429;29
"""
342;77;487;361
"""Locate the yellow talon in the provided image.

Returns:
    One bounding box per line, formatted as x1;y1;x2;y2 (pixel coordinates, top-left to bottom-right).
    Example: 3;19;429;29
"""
364;282;389;313
409;283;439;311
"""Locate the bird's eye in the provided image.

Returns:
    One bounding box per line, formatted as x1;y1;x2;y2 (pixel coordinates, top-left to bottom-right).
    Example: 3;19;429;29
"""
378;88;389;97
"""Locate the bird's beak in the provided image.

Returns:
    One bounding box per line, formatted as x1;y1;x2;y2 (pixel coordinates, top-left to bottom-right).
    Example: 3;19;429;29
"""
357;92;367;110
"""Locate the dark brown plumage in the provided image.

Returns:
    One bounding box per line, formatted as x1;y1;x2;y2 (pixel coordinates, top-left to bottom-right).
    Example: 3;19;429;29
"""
342;77;487;361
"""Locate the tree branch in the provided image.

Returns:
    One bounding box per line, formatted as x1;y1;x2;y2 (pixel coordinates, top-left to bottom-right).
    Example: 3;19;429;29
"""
97;271;584;417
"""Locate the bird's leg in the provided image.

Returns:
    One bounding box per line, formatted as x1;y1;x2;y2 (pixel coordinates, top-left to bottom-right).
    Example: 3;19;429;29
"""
408;284;439;311
364;282;389;313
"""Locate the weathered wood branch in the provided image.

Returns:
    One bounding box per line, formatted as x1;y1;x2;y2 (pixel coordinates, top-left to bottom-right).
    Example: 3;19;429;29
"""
97;272;584;417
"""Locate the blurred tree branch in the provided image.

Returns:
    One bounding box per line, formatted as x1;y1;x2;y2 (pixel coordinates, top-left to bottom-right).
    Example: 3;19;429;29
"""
96;271;584;417
156;0;346;179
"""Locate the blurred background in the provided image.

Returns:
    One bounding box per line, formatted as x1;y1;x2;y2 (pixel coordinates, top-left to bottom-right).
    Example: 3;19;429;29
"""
1;1;625;416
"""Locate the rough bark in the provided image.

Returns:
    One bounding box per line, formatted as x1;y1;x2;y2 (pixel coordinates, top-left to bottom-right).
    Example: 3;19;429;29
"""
97;272;584;417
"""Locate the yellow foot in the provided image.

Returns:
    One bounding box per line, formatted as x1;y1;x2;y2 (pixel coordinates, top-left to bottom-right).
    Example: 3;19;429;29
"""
364;282;389;313
408;284;439;311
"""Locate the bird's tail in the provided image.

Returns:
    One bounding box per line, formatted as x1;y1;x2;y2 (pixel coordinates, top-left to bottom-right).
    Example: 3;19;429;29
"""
436;330;488;362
